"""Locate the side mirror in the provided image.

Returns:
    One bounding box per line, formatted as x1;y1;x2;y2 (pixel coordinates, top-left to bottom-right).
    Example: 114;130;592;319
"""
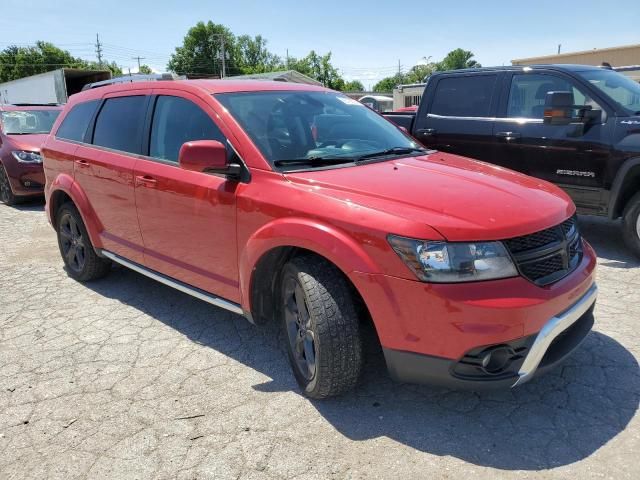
178;140;241;178
543;91;594;126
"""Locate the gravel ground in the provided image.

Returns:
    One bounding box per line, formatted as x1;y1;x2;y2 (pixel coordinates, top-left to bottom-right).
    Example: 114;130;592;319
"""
0;201;638;480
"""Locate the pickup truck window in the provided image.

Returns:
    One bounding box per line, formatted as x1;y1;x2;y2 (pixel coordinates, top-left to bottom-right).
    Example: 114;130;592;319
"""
507;74;599;119
216;91;419;168
55;100;99;142
431;75;497;117
93;96;147;154
150;96;225;163
577;68;640;115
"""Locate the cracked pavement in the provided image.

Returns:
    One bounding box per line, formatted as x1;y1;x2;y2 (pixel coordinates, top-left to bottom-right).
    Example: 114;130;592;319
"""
1;202;638;479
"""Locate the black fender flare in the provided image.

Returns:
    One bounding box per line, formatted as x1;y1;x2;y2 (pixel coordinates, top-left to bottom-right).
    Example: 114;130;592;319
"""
608;156;640;219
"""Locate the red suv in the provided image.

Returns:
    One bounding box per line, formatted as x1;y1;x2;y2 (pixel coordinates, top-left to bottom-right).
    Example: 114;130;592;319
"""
0;104;62;205
42;81;597;398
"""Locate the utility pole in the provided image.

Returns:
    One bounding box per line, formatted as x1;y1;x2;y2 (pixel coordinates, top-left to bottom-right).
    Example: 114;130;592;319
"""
558;44;562;54
398;59;401;77
132;56;146;72
95;33;103;67
220;35;226;78
286;49;289;69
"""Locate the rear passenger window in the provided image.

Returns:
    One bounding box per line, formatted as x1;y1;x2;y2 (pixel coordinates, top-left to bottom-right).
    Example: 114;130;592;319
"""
149;96;225;163
56;100;99;142
93;96;147;154
431;75;498;117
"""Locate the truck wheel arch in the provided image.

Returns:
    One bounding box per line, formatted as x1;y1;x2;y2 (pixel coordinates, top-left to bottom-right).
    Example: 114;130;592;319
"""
48;174;103;249
240;218;380;325
608;156;640;219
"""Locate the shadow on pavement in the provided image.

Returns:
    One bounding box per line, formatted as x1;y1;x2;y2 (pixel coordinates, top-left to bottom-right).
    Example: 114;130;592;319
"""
84;256;639;471
578;215;639;268
12;197;45;212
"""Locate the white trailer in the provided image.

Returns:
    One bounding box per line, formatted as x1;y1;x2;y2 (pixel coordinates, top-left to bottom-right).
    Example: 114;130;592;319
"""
0;68;111;105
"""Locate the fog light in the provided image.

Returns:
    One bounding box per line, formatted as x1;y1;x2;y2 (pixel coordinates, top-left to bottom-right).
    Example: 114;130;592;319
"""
480;346;512;374
23;181;32;187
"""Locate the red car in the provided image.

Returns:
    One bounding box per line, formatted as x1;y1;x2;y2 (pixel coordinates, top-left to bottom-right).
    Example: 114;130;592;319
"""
42;81;597;398
0;104;62;205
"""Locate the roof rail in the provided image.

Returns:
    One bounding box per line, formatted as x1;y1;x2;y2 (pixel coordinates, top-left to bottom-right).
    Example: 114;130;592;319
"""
81;73;185;91
6;103;61;107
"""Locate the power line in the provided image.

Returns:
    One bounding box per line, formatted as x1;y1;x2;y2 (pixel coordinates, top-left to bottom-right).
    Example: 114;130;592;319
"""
132;56;146;70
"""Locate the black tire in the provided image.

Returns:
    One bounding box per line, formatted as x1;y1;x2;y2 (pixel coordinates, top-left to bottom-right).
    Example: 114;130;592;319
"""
56;202;111;282
280;255;363;398
0;164;19;206
622;191;640;258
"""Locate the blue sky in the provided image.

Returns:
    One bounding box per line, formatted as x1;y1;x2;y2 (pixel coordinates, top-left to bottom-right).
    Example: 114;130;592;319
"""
2;0;638;88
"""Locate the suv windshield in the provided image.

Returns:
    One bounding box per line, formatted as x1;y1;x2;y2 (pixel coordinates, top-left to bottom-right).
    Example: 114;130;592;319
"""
1;110;61;135
215;91;421;168
577;69;640;115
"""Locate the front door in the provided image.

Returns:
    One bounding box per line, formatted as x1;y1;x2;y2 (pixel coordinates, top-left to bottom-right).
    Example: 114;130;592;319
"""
494;72;613;213
134;92;240;302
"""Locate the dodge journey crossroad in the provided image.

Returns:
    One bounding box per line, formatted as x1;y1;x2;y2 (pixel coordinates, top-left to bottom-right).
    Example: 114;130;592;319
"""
42;80;597;398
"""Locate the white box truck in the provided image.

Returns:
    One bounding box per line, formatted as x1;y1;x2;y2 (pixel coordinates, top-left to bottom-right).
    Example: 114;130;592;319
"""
0;68;111;104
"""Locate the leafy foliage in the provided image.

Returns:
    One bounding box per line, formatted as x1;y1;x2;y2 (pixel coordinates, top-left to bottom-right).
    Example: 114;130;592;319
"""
138;64;153;74
372;49;481;92
0;41;120;82
343;80;365;92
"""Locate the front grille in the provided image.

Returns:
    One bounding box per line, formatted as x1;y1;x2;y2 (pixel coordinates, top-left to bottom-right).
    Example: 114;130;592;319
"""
504;215;583;286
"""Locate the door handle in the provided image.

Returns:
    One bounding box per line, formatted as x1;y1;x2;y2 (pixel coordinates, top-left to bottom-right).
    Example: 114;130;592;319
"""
135;175;157;187
75;159;90;168
495;131;521;141
416;128;436;136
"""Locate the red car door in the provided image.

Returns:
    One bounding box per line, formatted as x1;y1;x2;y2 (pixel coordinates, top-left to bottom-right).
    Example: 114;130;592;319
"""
73;92;149;264
133;92;240;302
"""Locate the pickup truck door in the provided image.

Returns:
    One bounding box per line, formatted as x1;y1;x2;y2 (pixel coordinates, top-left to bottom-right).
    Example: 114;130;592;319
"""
494;71;613;214
413;72;502;163
133;91;240;302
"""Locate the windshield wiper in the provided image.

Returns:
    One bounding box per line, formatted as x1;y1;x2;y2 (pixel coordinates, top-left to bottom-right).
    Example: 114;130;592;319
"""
355;146;428;161
274;156;356;167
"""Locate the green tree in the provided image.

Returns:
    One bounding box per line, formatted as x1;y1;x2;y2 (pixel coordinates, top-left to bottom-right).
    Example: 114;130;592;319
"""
288;51;344;90
138;64;153;74
0;41;85;82
167;21;239;77
236;35;282;73
343;80;364;92
405;63;436;83
436;48;481;71
372;73;405;92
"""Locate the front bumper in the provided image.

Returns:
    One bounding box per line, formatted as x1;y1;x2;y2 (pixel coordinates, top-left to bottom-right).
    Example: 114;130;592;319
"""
1;155;45;196
382;283;596;389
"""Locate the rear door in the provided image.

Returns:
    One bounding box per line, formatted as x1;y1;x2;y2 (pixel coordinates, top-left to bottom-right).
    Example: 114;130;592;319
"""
133;91;240;302
494;71;613;212
74;91;149;263
413;72;501;162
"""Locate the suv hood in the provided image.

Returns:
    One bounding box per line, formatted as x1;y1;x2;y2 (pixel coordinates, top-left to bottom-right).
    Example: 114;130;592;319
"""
285;152;575;241
4;133;48;152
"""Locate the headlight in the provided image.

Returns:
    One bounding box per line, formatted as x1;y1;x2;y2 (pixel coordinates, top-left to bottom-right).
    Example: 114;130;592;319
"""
12;150;42;163
388;235;518;283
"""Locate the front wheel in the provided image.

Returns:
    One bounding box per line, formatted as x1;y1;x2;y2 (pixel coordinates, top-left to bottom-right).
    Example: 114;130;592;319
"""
0;164;18;206
56;203;111;281
622;192;640;258
280;256;363;398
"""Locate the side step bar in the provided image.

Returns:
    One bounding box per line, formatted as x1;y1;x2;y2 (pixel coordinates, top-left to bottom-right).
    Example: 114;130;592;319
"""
100;250;244;315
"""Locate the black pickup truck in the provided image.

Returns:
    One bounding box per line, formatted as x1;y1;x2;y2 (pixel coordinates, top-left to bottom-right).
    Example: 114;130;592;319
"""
384;64;640;256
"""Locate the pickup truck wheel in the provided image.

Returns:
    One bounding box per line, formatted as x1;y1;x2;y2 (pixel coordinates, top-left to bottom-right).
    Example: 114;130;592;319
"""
622;192;640;258
280;256;363;398
56;203;111;282
0;164;18;206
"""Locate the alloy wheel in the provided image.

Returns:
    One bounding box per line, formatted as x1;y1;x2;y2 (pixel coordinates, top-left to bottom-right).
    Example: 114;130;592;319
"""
283;277;317;381
0;167;11;204
59;213;86;272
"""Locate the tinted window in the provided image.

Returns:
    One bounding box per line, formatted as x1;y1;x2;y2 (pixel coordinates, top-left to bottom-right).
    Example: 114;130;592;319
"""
149;96;225;162
1;110;60;135
431;75;497;117
93;96;147;154
507;74;599;119
56;100;99;141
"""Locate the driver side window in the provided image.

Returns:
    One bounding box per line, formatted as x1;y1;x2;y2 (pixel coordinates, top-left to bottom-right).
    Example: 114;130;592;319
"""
149;96;225;163
507;74;602;119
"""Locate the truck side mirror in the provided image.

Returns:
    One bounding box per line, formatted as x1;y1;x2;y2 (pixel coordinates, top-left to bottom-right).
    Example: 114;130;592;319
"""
543;91;575;125
179;140;241;179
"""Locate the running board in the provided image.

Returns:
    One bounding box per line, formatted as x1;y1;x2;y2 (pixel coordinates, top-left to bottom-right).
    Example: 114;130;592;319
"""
100;250;244;315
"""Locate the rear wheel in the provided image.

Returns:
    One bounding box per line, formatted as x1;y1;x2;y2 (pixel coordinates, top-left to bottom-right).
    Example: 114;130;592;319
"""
56;203;111;281
622;192;640;258
280;256;363;398
0;164;18;206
